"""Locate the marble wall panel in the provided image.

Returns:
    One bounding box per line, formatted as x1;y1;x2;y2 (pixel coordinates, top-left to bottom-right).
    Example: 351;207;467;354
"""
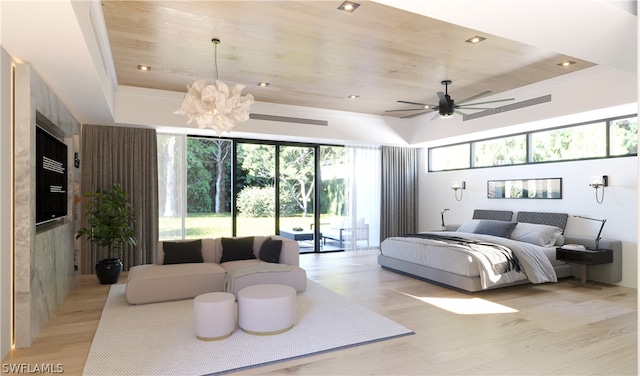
13;64;80;347
13;64;34;348
31;223;75;340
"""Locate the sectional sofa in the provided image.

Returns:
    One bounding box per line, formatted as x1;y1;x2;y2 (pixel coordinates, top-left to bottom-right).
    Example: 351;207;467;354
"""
125;235;307;304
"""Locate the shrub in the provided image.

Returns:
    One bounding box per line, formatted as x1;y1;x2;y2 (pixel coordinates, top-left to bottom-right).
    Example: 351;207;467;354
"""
237;186;274;217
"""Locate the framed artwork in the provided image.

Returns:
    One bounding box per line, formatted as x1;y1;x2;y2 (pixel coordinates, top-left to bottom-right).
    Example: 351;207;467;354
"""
487;178;562;199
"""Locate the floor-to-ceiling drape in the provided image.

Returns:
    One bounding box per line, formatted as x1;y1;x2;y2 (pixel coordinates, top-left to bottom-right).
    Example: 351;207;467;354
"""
380;146;418;241
80;124;159;272
344;145;381;251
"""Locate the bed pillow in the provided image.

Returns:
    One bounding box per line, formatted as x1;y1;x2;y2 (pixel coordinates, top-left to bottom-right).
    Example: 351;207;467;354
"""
163;239;203;265
220;237;256;263
259;237;282;263
456;219;481;233
510;222;563;247
473;220;518;238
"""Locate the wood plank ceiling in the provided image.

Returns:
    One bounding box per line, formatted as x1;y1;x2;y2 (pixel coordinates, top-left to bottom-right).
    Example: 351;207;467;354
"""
101;1;595;118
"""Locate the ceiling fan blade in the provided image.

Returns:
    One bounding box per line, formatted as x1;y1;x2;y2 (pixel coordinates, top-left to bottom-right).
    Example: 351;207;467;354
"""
458;98;515;107
431;112;441;121
454;107;495;111
385;108;427;113
401;111;432;119
397;100;428;106
454;109;469;116
436;92;447;103
456;91;492;105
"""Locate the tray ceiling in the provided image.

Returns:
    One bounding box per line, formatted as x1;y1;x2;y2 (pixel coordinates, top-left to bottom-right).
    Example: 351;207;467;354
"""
101;1;596;118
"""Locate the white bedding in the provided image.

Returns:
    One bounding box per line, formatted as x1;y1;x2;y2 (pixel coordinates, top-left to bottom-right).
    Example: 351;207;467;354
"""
380;231;558;289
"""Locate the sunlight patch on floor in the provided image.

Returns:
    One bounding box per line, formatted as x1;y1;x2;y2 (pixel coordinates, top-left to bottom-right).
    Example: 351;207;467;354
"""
397;291;518;315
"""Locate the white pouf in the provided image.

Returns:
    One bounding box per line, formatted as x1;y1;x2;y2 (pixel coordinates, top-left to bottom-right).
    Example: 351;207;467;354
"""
237;284;297;335
193;292;236;341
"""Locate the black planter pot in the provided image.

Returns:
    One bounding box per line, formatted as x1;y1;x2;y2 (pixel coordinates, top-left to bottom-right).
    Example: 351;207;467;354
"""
95;258;123;284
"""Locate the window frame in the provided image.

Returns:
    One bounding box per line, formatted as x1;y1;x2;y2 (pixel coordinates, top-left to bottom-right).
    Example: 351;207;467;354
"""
157;133;347;253
428;113;637;172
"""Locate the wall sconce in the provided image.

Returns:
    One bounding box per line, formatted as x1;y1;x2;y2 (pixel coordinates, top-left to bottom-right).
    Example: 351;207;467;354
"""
74;152;80;168
451;181;465;201
588;175;608;204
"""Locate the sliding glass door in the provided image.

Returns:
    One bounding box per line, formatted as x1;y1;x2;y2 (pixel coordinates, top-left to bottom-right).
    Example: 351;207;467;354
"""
235;143;276;237
158;135;377;253
278;145;317;252
318;146;348;251
158;135;234;239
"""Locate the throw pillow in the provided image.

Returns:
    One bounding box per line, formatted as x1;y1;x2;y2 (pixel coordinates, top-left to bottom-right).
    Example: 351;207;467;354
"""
473;220;518;239
456;219;481;233
163;239;204;265
220;236;256;263
259;237;282;263
510;222;563;247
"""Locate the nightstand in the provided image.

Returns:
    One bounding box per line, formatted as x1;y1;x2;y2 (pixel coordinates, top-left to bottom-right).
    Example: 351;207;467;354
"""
556;247;613;288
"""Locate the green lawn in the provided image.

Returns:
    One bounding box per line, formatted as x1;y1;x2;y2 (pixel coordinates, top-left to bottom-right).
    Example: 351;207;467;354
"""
159;213;341;240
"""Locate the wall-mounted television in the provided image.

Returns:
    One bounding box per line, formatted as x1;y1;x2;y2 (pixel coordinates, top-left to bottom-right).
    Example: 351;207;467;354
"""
36;125;68;224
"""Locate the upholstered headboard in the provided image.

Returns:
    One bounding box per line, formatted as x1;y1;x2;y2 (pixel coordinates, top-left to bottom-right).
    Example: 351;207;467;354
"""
472;210;568;231
472;209;513;222
516;211;568;231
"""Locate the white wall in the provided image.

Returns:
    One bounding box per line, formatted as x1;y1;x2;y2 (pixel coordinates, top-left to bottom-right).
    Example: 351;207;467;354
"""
418;150;638;288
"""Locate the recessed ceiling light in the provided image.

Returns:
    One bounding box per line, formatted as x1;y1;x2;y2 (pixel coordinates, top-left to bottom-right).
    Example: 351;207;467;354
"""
338;1;360;12
465;36;486;44
137;65;151;71
347;95;359;99
258;81;270;87
558;60;576;67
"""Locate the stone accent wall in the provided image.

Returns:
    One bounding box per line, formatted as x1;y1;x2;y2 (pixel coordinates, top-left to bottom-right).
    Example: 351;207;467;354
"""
14;63;80;347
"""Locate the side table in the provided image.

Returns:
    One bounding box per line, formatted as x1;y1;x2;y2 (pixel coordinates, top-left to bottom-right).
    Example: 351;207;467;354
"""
556;247;613;288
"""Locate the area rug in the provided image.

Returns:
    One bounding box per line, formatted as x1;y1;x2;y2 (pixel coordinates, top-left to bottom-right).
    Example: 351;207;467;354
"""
82;281;413;375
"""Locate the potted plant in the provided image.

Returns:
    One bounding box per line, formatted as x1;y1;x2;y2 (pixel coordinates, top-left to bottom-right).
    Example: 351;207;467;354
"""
76;183;138;284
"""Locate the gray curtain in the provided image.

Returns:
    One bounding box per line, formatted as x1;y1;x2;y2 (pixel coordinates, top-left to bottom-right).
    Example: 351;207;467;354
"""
80;124;159;273
380;146;418;241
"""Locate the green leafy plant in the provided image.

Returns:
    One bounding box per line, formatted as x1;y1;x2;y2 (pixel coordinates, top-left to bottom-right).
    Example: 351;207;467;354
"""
76;183;138;259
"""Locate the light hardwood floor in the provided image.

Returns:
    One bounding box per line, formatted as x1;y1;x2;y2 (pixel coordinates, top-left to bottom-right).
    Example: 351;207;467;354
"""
2;250;637;375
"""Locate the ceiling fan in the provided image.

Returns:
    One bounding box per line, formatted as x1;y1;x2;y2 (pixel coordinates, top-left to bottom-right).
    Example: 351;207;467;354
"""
386;80;515;120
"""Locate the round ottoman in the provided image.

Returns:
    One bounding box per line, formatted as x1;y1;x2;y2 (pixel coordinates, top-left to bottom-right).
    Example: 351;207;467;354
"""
193;292;236;341
237;284;297;335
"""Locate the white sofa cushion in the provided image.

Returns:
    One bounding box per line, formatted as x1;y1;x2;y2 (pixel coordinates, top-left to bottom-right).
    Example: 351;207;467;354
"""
126;235;306;305
126;263;226;305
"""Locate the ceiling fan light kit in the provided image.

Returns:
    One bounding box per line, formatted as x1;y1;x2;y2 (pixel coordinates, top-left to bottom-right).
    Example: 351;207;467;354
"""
174;38;254;136
386;80;515;120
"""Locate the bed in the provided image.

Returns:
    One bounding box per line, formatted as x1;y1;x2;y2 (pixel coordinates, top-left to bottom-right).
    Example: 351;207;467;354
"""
378;210;622;292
